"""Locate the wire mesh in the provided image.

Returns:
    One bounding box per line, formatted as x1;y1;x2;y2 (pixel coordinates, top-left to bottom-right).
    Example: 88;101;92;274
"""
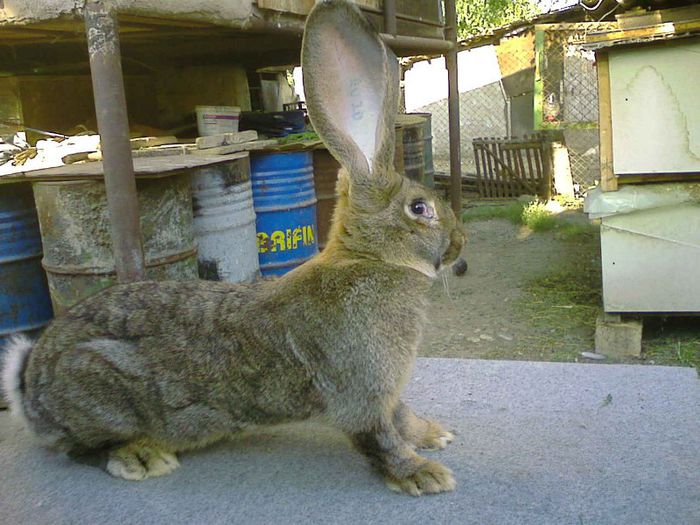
535;24;613;129
408;23;609;193
563;127;600;191
419;81;506;177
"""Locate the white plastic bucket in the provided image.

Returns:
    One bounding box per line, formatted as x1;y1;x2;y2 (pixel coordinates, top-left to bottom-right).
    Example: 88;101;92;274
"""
196;105;241;136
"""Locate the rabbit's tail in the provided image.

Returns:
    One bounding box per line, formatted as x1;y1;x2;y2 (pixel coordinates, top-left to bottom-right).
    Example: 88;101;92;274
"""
2;334;33;418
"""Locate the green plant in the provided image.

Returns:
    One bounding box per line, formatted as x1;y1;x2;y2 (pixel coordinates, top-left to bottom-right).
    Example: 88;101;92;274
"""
456;0;539;39
554;221;599;242
643;319;700;370
522;201;557;231
553;194;583;210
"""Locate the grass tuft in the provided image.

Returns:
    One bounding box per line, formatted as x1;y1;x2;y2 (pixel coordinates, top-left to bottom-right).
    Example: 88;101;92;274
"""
522;201;557;231
513;240;603;361
554;221;599;242
462;202;524;224
642;319;700;370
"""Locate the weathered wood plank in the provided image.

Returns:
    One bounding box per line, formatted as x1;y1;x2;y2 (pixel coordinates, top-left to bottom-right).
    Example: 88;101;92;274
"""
473;142;485;197
596;52;617;192
257;0;380;16
191;139;279;156
17;152;249;179
130;136;179;149
195;130;258;150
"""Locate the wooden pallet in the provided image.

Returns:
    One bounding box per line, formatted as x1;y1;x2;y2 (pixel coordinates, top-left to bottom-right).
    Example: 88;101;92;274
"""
472;135;553;199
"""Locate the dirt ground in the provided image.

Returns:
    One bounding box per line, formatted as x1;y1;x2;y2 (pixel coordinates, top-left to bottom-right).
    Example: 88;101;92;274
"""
421;211;699;369
423;217;585;360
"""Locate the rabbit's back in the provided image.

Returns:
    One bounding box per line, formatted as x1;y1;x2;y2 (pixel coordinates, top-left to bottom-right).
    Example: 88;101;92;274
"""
21;279;325;451
20;262;430;452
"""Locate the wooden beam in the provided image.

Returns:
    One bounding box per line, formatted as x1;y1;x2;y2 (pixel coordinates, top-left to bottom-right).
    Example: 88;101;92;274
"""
596;52;617;192
584;19;700;48
256;0;380;16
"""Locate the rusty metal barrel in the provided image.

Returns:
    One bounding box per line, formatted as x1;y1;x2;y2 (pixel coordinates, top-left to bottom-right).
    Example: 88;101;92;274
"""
32;174;198;313
396;114;425;185
191;153;260;282
410;112;434;187
312;149;341;250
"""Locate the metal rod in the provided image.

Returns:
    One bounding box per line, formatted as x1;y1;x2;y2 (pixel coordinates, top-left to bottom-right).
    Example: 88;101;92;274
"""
0;119;70;139
384;0;397;36
84;1;146;282
380;33;453;54
444;0;462;214
498;80;512;137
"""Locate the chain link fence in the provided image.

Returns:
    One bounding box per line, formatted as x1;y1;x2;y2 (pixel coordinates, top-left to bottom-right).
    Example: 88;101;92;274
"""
417;82;506;178
407;22;615;196
536;23;615;191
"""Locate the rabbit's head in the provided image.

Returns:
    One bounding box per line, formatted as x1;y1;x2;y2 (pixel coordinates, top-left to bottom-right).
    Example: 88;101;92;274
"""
302;0;464;278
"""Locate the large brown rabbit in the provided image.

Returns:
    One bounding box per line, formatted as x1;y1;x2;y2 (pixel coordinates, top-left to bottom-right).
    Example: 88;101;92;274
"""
2;0;465;496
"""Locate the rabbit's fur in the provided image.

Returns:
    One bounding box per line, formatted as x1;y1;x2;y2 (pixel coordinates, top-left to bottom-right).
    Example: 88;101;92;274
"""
2;0;464;496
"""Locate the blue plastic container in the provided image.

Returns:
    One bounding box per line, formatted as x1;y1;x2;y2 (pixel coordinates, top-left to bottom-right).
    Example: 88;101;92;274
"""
250;151;318;277
0;183;54;346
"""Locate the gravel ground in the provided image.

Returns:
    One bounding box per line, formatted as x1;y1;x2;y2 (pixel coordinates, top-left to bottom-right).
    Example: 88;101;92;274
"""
423;214;699;369
423;218;574;359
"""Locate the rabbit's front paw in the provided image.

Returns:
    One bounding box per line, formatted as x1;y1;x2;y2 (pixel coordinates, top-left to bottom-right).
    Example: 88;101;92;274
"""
107;441;180;481
416;420;454;451
386;459;456;496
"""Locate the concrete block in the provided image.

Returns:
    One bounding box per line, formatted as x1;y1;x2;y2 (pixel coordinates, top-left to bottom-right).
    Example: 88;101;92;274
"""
595;313;643;357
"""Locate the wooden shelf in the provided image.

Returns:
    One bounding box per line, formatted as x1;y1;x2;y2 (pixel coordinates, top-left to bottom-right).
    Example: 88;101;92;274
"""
0;152;249;183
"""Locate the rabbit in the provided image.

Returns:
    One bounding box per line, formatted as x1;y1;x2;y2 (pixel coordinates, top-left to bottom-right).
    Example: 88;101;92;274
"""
1;0;465;496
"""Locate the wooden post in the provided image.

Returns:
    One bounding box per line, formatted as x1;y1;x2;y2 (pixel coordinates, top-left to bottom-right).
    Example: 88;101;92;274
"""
596;52;617;192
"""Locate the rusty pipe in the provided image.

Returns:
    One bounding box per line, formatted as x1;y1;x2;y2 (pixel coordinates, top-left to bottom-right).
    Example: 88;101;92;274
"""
384;0;397;36
444;0;462;215
380;33;453;54
85;1;146;283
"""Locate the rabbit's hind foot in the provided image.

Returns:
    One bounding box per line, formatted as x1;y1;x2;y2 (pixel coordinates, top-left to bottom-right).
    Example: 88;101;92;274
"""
385;459;456;497
106;439;179;481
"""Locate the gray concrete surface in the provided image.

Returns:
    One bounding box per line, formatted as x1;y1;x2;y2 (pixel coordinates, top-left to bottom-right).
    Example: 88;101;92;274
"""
1;358;698;525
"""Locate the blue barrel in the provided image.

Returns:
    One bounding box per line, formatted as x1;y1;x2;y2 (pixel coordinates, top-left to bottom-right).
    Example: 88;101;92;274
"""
250;151;318;277
0;183;54;345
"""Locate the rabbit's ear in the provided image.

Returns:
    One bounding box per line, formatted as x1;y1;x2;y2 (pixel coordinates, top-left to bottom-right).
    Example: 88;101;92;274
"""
302;0;398;180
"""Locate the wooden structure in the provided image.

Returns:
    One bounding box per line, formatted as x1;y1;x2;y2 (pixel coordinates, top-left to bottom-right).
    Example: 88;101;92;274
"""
584;4;700;192
0;0;462;283
472;135;552;199
583;5;700;354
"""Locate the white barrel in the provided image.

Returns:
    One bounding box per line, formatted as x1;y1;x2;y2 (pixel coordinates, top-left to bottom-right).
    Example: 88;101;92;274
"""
191;154;260;283
196;105;241;136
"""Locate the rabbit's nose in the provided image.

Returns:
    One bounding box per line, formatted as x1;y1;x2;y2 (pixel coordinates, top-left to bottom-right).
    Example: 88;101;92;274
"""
452;257;468;277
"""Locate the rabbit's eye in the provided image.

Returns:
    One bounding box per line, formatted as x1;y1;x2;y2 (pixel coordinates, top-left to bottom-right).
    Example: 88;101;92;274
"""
409;199;434;218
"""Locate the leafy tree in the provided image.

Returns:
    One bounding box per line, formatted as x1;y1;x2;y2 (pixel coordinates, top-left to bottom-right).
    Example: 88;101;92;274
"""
456;0;540;39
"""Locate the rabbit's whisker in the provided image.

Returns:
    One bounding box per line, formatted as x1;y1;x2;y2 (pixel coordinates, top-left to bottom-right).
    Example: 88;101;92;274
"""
441;272;453;301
